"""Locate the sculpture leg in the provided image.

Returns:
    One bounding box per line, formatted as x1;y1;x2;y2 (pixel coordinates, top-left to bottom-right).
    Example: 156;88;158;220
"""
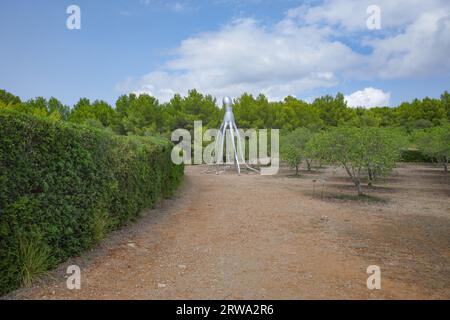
215;123;225;174
233;122;246;164
218;122;228;172
229;123;241;175
214;122;225;164
233;122;259;174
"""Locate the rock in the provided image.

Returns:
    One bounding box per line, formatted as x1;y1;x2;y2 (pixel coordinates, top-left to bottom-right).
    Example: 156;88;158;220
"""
178;264;187;269
127;243;137;248
158;283;167;288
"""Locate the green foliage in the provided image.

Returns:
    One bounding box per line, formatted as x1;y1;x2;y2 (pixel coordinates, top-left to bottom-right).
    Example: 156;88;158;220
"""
361;128;406;185
115;94;162;135
3;96;71;120
281;128;314;174
400;149;433;162
281;145;302;175
2;89;450;135
303;131;329;167
414;124;450;171
166;90;221;132
0;90;21;105
306;127;405;195
0;110;184;295
312;93;356;127
17;237;53;287
395;98;447;130
90;210;110;244
234;93;270;129
69;98;116;128
441;91;450;121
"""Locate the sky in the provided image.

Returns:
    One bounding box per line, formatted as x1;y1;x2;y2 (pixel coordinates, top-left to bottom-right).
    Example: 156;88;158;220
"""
0;0;449;108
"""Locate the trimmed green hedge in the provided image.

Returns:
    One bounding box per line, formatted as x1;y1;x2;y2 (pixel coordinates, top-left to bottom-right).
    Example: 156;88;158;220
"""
0;110;183;295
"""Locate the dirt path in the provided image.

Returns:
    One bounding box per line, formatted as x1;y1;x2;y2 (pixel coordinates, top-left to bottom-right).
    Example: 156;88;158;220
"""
7;164;450;299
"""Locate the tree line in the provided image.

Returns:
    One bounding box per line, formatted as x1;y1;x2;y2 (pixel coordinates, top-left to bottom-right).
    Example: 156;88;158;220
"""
1;89;449;136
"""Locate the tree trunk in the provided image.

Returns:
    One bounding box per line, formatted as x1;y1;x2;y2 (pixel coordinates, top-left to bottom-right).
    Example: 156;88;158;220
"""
444;162;448;173
368;168;373;186
356;180;363;196
343;164;364;196
306;160;312;171
295;165;299;176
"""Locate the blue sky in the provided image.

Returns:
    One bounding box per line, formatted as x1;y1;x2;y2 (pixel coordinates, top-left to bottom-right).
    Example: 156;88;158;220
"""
0;0;449;108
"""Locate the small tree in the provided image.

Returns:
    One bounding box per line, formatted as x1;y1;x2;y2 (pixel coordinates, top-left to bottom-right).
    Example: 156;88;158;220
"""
281;128;313;175
307;127;402;195
363;128;406;186
313;127;366;195
305;131;328;169
414;124;450;172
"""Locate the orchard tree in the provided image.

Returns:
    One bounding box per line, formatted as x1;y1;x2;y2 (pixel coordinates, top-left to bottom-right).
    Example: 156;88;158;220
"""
307;127;367;195
281;128;315;175
305;131;329;168
307;127;403;195
414;124;450;172
362;128;406;185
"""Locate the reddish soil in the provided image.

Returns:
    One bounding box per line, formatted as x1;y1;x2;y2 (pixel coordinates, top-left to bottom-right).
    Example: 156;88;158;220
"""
6;163;450;299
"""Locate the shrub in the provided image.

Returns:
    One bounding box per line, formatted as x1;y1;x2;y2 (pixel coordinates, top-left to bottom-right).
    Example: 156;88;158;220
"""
306;127;404;195
0;110;184;295
400;149;433;163
280;128;314;175
413;124;450;172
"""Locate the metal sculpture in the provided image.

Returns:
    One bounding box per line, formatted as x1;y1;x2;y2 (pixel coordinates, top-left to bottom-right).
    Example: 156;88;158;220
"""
214;97;258;175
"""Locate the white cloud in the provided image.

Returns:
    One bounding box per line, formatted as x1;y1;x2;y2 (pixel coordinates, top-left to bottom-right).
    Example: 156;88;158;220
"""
367;10;450;78
345;88;391;108
139;0;192;12
288;0;448;32
117;18;360;101
119;0;450;102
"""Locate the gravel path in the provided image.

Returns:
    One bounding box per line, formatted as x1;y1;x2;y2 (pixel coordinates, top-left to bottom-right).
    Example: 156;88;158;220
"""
7;164;450;299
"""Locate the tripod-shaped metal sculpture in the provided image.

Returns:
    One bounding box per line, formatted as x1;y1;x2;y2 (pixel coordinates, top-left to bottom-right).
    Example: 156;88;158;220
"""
214;97;258;175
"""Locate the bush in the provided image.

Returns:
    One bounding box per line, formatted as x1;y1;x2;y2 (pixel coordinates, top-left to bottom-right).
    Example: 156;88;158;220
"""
306;127;404;195
413;124;450;172
400;149;433;163
0;110;184;295
280;128;314;175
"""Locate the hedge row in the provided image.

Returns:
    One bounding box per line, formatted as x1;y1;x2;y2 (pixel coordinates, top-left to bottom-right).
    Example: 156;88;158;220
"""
0;110;184;295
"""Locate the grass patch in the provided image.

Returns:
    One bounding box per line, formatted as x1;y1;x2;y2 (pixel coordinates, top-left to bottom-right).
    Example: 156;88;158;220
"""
90;210;110;244
17;238;52;287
